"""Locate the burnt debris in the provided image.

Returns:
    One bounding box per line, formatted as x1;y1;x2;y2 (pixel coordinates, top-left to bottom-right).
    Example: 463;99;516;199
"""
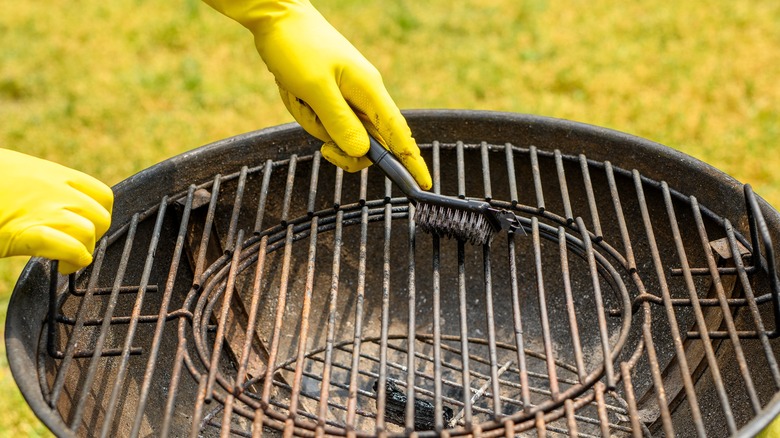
374;379;454;431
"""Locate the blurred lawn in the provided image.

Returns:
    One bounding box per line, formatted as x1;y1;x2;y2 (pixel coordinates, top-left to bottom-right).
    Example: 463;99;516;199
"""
1;0;779;435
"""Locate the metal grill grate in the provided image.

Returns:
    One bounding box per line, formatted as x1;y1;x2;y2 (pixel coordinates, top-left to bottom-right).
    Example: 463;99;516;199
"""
11;117;780;437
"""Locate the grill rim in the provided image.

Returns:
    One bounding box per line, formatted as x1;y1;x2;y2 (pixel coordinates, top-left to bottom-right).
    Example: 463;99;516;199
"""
7;109;780;437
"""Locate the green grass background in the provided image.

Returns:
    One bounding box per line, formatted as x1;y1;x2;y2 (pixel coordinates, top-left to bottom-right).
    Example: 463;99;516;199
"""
1;0;779;435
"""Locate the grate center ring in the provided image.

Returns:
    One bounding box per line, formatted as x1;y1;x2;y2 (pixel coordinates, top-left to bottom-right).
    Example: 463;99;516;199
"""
190;199;633;436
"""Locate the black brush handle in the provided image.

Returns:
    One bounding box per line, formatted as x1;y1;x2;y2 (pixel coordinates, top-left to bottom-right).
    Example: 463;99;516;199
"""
365;136;424;199
365;135;503;232
365;136;477;208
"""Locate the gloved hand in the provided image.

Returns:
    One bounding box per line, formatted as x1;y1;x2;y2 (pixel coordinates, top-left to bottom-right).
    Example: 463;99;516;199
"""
202;0;432;190
0;149;114;274
758;414;780;438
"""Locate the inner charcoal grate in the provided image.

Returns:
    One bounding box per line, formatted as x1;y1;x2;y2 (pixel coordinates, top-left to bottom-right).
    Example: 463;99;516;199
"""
24;136;780;437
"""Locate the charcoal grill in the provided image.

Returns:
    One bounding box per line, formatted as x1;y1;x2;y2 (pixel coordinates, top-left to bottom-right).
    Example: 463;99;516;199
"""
7;110;780;437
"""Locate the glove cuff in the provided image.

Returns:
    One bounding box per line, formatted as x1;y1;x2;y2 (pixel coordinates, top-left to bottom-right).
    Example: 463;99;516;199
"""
203;0;314;36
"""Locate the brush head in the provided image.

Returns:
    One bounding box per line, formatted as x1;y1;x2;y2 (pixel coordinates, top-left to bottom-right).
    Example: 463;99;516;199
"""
414;202;497;245
363;135;503;245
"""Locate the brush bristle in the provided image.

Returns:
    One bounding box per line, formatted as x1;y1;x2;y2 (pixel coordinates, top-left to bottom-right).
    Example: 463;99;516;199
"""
414;202;495;245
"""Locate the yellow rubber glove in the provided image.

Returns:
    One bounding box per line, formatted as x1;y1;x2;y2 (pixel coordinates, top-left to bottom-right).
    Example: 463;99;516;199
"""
758;414;780;438
202;0;432;190
0;149;114;274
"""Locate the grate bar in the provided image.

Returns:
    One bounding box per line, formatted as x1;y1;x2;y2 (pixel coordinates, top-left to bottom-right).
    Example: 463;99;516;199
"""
481;141;492;201
431;141;445;432
384;177;392;203
745;185;763;270
333;166;344;210
689;330;780;339
160;294;198;438
508;233;534;416
558;226;587;382
255;222;295;435
280;155;298;225
46;263;65;359
631;293;773;309
483;242;503;419
554;150;573;224
253;159;274;233
307;152;322;215
344;168;370;431
619;361;643;438
530;146;545;212
256;154;299;432
374;181;393;434
48;237;109;409
191;378;208;438
69;284;159;296
593;382;610;437
205;228;245;402
405;203;417;434
458;239;475;426
222;385;237;438
534;410;545;436
575;216;616;389
46;273;149;358
579;154;603;241
660;180;735;434
431;234;445;431
504;143;518;205
224;166;248;253
283;146;325;435
284;218;319;437
193;177;221;285
605;162;636;272
456;141;466;199
233;234;269;392
640;303;675;436
314;167;344;438
47;346;144;358
404;142;442;435
635;176;706;436
100;199;168;437
54;309;191;327
669;266;758;276
130;185;195;438
563;399;577;438
691;197;762;413
234;179;271;394
70;213;138;431
531;218;561;402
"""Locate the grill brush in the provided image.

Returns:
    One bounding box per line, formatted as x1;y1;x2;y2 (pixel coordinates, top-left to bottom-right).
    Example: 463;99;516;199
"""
366;136;518;245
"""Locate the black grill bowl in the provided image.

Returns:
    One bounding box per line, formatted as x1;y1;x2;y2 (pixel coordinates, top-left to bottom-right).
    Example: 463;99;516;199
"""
8;110;780;437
